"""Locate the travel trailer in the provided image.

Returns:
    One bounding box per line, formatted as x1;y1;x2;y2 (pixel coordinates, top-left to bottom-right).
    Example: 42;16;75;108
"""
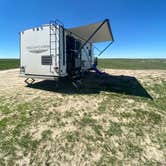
19;19;114;84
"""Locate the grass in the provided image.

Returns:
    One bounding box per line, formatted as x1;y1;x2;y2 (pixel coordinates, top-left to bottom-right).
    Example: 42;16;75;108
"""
0;60;166;165
0;59;19;70
0;85;165;165
98;58;166;70
66;131;80;142
1;58;166;70
41;130;53;140
106;121;122;137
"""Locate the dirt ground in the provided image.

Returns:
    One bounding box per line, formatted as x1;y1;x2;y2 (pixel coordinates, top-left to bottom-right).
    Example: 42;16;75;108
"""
0;69;166;165
0;68;165;97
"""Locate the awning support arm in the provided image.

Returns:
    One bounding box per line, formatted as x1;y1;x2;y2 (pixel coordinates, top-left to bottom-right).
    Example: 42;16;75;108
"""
97;41;113;56
78;19;109;53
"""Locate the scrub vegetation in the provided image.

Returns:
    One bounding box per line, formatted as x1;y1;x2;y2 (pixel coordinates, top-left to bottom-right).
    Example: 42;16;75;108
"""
0;65;166;165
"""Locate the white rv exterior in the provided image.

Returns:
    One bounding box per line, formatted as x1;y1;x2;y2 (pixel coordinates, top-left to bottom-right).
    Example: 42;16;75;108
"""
20;19;114;80
20;25;93;79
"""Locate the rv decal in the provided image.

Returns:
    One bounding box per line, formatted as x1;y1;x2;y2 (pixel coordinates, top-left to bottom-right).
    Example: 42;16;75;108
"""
27;45;49;54
29;49;48;53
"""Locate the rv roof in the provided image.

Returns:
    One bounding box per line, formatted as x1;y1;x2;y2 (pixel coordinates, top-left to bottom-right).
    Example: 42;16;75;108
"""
67;19;114;43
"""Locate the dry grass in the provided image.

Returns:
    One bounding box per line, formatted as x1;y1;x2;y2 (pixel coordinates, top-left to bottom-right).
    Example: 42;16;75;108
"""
0;69;166;165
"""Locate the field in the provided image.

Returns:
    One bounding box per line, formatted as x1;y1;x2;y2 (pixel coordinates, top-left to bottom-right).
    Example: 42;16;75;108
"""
0;59;166;165
0;59;19;70
1;59;166;70
98;59;166;70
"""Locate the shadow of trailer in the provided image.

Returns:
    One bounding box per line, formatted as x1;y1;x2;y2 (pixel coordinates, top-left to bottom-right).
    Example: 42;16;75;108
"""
27;71;153;100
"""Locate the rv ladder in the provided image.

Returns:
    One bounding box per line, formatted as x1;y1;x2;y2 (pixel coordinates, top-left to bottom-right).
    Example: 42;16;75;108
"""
49;20;64;73
49;21;58;68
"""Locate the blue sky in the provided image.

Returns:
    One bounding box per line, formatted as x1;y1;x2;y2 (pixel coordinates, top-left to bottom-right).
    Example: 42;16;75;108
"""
0;0;165;58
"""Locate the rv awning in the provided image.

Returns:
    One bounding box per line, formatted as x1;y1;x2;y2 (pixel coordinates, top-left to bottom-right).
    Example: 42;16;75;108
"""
67;19;114;43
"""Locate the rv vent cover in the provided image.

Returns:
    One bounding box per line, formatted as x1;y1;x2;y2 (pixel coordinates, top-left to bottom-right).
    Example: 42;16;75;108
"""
41;56;52;65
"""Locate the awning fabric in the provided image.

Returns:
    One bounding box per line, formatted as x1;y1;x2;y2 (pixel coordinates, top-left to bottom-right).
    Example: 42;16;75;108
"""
67;19;114;43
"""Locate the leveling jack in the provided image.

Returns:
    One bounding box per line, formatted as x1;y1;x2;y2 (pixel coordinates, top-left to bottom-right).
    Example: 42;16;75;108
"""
72;79;82;89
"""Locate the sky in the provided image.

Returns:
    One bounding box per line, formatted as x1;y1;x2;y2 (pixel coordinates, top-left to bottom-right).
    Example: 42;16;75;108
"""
0;0;165;58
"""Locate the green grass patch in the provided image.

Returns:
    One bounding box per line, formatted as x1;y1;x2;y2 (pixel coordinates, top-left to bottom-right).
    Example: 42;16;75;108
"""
0;99;48;162
79;114;96;127
106;121;122;137
18;133;39;152
0;59;19;70
41;130;53;141
1;58;166;71
98;104;106;113
95;153;121;166
98;58;166;70
66;131;80;142
0;118;8;129
125;141;143;158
